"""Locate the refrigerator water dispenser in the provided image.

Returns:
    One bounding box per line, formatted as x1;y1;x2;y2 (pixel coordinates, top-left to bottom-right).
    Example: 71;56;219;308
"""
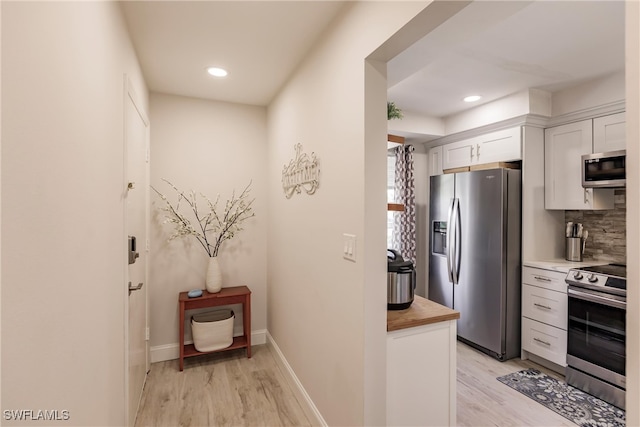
432;221;447;256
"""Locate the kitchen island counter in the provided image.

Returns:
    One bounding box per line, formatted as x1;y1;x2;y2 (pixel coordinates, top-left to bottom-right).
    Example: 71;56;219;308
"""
387;295;459;332
387;295;458;426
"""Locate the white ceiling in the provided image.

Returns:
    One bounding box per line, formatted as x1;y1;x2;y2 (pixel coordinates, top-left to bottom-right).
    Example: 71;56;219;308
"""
387;0;625;118
120;1;347;106
120;1;625;120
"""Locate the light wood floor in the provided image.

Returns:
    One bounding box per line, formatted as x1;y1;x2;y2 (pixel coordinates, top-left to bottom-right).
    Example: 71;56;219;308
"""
457;341;574;426
134;345;311;427
136;342;573;427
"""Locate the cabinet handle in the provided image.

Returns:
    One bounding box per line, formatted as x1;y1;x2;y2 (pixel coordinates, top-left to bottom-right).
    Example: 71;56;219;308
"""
584;188;590;204
470;145;474;159
476;143;480;158
534;337;551;346
534;303;552;310
534;276;551;282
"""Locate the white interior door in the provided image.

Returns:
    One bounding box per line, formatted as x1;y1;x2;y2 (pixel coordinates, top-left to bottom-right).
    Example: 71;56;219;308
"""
125;77;149;427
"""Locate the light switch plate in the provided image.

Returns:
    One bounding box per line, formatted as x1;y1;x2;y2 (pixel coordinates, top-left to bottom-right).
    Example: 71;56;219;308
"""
343;233;356;262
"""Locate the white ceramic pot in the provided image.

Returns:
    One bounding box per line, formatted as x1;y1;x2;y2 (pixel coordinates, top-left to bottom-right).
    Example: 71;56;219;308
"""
205;256;222;293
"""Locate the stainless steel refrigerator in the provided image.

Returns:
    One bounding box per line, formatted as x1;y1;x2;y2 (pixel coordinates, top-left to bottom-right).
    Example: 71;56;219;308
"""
429;168;521;361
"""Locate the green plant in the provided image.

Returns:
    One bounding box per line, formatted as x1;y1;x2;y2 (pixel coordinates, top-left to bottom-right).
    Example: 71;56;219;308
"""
152;179;255;257
387;101;403;120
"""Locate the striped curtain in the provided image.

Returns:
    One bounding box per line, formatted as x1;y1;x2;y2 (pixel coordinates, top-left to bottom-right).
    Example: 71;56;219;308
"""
392;145;416;264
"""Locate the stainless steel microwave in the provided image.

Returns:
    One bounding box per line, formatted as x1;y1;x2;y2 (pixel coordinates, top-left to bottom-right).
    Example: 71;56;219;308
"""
582;150;626;188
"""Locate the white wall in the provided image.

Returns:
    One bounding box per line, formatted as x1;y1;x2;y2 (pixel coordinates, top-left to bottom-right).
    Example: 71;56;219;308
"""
266;1;466;425
444;88;552;136
148;93;267;360
552;70;625;117
388;110;445;139
1;2;147;425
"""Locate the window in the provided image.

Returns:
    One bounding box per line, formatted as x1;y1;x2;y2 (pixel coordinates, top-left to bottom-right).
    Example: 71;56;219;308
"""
387;153;395;249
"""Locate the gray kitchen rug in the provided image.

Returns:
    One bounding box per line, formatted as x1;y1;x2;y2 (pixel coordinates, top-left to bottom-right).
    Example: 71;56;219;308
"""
497;368;625;427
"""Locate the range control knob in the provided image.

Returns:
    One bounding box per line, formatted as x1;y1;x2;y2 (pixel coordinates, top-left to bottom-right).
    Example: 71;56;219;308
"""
587;274;599;283
573;272;584;280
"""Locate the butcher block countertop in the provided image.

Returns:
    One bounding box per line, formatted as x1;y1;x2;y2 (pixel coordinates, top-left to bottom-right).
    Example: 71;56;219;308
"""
387;295;460;332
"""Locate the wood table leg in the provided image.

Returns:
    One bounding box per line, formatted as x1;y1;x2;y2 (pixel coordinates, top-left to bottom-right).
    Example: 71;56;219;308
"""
245;293;252;358
179;300;185;371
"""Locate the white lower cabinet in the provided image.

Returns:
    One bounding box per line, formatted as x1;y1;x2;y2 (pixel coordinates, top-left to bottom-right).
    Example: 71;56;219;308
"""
387;320;456;426
522;317;568;366
522;284;568;329
521;266;568;367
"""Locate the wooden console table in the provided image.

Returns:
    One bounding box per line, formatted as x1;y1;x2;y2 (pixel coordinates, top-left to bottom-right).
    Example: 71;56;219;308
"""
178;285;251;371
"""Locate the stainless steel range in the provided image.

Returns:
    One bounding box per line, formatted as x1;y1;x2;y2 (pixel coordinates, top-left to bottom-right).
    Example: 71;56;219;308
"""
565;264;626;409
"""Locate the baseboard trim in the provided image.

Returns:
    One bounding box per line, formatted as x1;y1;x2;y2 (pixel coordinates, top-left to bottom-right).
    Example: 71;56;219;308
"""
266;332;327;427
150;329;267;363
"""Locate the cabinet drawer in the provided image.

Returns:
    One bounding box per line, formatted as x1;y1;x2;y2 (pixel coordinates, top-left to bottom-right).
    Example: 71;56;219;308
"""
522;284;567;330
522;267;567;293
522;317;567;367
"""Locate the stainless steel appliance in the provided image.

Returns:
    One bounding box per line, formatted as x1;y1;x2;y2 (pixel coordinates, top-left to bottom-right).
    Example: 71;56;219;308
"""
428;168;521;360
565;264;626;409
582;150;626;188
387;249;416;310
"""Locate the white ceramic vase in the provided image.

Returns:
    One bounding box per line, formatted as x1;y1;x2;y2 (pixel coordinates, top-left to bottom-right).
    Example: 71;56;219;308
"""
205;256;222;293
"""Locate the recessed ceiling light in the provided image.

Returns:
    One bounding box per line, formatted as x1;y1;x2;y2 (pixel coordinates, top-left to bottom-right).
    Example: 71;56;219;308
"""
463;95;482;103
206;67;228;77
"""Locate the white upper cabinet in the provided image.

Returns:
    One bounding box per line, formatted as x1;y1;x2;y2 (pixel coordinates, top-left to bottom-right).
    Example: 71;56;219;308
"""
593;112;626;152
475;126;522;164
544;119;614;210
442;127;521;170
428;146;443;176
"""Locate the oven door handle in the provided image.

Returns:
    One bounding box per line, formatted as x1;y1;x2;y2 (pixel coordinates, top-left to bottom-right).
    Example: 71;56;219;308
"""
568;288;626;310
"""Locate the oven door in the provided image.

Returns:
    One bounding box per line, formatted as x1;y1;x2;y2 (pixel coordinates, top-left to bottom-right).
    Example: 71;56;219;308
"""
567;286;626;385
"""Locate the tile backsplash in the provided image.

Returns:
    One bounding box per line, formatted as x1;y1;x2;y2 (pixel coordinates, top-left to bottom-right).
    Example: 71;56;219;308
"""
565;189;626;264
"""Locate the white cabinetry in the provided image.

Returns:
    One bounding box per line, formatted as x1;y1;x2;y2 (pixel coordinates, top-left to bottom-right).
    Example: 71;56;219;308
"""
428;145;443;176
521;267;568;367
544;120;614;210
441;127;521;170
387;320;456;426
594;112;626;152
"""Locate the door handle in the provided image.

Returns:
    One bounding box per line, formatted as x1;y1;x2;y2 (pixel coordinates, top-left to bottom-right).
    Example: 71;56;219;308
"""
446;199;455;284
129;281;144;295
568;287;626;310
454;198;462;284
449;198;461;284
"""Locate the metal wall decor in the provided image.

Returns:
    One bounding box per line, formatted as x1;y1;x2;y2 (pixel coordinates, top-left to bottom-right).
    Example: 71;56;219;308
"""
282;143;320;199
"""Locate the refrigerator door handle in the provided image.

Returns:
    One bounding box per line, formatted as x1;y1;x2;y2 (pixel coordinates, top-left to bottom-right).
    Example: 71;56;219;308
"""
450;198;460;284
446;198;455;283
454;198;462;284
